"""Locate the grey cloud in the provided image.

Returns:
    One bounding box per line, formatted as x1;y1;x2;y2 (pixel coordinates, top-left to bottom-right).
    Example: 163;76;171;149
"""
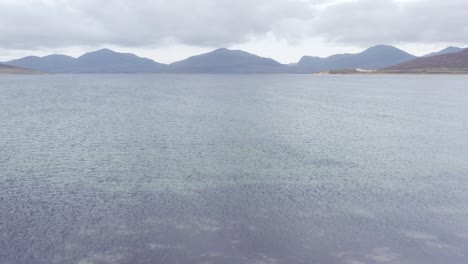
0;0;315;49
313;0;468;45
0;0;466;50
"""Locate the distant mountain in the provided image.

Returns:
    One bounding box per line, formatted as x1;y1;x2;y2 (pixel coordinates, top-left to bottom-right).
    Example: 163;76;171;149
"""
166;48;288;74
423;46;464;57
73;49;166;73
0;63;43;74
9;45;464;74
385;49;468;72
7;54;76;73
295;45;417;73
6;49;166;73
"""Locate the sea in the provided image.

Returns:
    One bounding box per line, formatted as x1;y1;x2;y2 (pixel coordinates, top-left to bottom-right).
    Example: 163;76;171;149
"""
1;74;468;264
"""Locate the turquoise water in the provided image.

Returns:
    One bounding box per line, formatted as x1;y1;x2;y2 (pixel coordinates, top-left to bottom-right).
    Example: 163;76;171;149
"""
1;74;468;263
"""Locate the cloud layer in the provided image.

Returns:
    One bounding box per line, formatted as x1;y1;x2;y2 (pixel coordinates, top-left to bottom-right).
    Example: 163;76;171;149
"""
0;0;314;49
0;0;467;50
314;0;468;45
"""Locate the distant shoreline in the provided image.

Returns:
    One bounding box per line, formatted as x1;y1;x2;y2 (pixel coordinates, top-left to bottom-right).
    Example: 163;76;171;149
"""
322;68;468;75
0;63;44;74
2;70;468;75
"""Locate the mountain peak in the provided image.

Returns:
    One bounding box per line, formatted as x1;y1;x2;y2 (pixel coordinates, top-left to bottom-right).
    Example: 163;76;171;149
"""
363;45;402;53
210;48;250;56
368;44;395;49
80;48;118;57
95;48;116;53
43;54;76;59
212;48;230;53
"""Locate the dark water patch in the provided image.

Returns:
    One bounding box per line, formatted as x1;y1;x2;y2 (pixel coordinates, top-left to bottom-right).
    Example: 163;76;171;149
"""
1;180;468;264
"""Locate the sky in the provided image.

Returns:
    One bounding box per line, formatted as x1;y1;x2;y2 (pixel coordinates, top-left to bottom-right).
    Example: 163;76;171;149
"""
0;0;467;64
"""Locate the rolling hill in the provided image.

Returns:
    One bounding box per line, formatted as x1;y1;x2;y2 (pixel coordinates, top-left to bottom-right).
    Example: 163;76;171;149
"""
423;46;464;57
385;49;468;72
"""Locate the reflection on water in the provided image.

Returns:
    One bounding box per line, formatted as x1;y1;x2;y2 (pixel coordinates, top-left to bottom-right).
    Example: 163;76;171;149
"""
1;75;468;263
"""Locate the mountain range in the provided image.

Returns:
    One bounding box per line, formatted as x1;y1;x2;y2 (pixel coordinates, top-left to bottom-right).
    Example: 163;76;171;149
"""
6;49;166;74
295;45;417;73
2;45;466;74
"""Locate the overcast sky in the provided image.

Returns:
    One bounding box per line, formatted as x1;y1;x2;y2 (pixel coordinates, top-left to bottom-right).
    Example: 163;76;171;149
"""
1;0;467;63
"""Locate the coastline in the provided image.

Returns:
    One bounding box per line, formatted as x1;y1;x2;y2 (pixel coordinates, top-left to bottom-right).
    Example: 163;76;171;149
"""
321;68;468;75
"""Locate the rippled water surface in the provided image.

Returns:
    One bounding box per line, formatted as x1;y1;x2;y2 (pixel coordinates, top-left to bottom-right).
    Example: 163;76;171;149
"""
1;74;468;264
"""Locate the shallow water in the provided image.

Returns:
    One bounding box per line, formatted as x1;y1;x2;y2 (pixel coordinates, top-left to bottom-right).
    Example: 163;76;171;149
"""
1;74;468;264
